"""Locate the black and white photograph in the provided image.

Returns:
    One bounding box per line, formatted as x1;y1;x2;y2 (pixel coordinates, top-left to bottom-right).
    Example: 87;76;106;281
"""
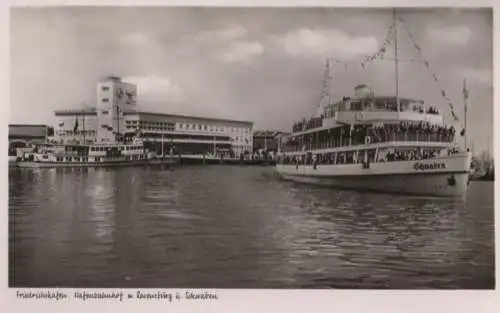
6;3;495;297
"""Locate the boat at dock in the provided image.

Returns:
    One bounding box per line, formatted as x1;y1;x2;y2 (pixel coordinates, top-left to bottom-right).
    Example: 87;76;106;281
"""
275;9;471;197
16;137;177;169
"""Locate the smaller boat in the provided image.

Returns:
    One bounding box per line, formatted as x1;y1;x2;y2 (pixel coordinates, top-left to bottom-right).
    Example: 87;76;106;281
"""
16;137;177;168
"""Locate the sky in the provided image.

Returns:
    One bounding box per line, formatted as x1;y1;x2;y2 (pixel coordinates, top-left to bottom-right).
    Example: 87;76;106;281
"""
9;7;493;154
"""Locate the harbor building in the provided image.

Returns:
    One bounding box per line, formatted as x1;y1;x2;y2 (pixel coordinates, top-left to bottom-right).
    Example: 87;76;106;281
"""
53;76;253;158
253;130;290;153
9;124;53;151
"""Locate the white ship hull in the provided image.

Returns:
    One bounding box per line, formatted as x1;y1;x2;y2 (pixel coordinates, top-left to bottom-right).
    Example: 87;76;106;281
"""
16;158;178;169
275;153;471;197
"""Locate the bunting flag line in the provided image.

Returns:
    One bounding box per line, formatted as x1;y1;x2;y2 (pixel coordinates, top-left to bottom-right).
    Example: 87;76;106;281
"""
360;22;396;69
399;16;460;122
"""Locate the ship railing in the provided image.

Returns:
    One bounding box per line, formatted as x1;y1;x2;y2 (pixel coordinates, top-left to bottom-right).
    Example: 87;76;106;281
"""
281;132;454;152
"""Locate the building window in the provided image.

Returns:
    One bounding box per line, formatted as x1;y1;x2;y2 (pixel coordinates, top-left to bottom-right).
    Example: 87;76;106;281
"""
102;98;109;103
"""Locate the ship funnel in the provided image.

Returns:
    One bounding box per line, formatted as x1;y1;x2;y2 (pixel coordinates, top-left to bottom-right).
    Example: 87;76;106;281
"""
354;84;372;98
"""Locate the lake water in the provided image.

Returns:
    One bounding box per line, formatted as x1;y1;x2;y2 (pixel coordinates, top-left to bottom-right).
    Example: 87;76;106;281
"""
8;165;495;289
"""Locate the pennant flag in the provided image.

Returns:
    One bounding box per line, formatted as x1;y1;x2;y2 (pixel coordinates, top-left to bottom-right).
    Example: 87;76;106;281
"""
432;74;438;81
73;117;79;133
441;90;446;97
424;61;429;68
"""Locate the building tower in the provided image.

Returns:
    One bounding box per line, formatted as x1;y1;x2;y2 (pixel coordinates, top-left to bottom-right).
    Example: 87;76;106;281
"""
96;76;138;143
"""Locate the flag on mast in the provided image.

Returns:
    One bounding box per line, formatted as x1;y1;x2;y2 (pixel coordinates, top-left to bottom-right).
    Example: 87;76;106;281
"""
463;79;469;100
460;79;468;138
73;117;79;133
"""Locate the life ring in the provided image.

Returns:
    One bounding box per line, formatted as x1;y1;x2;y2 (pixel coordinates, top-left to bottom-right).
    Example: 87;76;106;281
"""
365;136;372;145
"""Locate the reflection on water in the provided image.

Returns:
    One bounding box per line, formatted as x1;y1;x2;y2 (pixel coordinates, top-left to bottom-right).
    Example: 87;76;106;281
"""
9;166;495;288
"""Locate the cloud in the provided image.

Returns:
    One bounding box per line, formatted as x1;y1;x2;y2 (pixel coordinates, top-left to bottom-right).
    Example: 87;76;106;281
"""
123;76;184;102
278;28;378;59
219;41;264;63
456;67;492;86
427;25;472;46
119;32;152;46
189;25;264;63
193;25;248;44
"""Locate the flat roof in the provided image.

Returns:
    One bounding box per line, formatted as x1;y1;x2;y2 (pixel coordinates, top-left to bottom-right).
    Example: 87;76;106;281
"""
253;130;290;137
9;124;50;128
53;108;253;125
54;109;98;116
124;110;254;125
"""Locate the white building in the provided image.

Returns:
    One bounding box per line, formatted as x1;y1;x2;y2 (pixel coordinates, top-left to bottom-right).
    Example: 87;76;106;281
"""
53;76;253;158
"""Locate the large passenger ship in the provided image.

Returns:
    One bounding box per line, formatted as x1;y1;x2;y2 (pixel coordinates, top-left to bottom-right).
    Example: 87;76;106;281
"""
275;10;471;197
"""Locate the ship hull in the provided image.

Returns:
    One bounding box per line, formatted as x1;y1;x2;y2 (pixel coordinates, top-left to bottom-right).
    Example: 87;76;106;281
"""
275;153;471;198
16;158;178;169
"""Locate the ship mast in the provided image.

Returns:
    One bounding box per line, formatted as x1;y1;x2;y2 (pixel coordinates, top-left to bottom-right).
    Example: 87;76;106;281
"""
463;79;468;150
82;102;86;144
393;8;400;114
320;58;332;117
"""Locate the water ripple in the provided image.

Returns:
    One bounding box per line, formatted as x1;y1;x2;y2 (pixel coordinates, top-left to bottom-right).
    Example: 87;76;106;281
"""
8;166;495;289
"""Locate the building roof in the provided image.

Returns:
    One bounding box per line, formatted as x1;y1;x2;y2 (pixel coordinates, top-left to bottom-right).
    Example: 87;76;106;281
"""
53;107;253;125
9;124;50;128
253;130;290;137
124;110;254;125
54;108;98;116
9;124;49;139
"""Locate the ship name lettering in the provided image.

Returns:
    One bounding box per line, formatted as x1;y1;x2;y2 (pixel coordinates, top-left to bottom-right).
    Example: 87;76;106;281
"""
413;162;447;170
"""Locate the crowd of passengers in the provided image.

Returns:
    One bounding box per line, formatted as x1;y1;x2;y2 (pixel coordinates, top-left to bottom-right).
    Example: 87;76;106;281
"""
284;121;456;152
292;101;441;132
278;147;461;166
292;116;323;133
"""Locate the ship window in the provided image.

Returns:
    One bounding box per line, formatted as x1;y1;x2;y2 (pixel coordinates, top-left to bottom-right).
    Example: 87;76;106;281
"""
351;102;362;111
102;86;110;91
102;98;109;103
375;99;386;109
